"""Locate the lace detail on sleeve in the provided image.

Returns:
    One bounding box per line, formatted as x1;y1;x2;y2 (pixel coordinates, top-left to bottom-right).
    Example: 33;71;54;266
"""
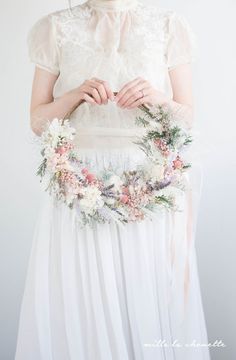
165;11;197;70
27;14;60;75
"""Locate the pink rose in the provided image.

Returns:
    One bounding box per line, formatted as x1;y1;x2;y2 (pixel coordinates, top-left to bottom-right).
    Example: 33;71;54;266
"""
86;173;96;183
120;194;129;204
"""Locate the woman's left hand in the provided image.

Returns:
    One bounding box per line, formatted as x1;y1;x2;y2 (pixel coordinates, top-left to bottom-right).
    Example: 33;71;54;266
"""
115;77;169;109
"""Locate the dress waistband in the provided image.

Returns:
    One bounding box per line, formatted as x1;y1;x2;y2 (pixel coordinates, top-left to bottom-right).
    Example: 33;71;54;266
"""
73;126;146;149
74;126;146;137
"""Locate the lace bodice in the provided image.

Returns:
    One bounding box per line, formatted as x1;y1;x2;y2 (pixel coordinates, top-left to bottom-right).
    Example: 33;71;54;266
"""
27;0;196;147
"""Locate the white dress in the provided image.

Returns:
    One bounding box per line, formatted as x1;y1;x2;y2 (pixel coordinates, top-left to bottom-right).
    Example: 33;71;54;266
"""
15;0;210;359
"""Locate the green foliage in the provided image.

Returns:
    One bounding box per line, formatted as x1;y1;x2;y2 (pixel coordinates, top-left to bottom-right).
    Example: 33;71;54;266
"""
155;195;174;207
36;158;47;178
135;116;150;127
183;135;193;146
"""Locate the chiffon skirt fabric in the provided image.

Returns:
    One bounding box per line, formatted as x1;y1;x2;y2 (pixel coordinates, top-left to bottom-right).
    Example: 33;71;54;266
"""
15;148;210;360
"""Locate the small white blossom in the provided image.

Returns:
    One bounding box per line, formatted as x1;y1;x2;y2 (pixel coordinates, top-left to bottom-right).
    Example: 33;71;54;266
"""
145;164;165;182
105;175;123;192
105;197;116;206
148;120;163;133
79;186;104;215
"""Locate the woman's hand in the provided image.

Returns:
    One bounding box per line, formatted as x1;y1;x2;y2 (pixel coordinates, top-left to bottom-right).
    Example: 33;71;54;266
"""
30;68;115;136
115;77;169;109
69;77;114;106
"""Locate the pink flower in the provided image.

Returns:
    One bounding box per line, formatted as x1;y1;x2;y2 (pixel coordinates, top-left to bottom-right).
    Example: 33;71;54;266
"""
154;138;161;147
120;194;129;204
173;156;183;170
86;173;96;184
47;153;60;169
56;146;67;155
163;150;170;157
122;186;129;195
81;168;89;176
154;138;169;156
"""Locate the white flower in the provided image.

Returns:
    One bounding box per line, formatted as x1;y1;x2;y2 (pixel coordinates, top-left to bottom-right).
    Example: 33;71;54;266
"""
41;118;75;148
146;164;165;182
79;185;104;215
148;120;163;133
105;197;116;206
44;146;56;159
65;193;77;206
128;184;135;195
158;185;183;200
105;175;123;192
46;154;60;172
57;158;74;172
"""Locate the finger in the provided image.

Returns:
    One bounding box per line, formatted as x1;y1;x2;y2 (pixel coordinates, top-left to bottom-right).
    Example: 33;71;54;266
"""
85;86;102;104
84;80;104;103
122;86;150;108
103;81;115;101
115;77;143;103
115;78;142;103
126;95;151;109
97;83;108;104
116;80;148;106
82;93;96;105
92;78;114;102
88;80;108;104
117;90;142;108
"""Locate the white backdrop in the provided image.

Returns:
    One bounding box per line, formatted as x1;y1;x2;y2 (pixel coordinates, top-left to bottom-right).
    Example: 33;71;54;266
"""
0;0;235;359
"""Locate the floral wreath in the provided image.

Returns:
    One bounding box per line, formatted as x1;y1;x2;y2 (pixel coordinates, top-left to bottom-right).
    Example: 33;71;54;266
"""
37;102;192;227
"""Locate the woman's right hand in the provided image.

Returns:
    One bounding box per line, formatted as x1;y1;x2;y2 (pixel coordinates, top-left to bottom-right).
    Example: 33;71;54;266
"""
29;69;115;136
70;77;115;106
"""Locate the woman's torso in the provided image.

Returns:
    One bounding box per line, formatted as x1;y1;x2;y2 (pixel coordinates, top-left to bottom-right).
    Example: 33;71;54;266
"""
49;0;174;149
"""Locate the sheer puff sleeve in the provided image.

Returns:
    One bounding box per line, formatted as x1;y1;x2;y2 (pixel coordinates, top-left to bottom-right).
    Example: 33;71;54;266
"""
166;12;197;71
27;15;60;76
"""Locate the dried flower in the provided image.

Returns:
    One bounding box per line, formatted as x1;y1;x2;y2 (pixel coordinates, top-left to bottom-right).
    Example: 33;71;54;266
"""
37;105;192;227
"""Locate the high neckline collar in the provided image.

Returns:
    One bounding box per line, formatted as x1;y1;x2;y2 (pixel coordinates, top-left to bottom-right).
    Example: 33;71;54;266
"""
87;0;139;11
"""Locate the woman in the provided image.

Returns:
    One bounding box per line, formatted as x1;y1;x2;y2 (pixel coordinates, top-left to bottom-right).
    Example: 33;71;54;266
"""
15;0;210;359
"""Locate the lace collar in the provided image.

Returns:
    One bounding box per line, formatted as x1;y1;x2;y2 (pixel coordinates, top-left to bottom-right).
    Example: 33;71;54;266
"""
86;0;140;11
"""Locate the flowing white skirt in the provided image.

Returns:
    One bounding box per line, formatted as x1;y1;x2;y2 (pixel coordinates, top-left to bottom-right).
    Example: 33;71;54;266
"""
15;147;210;360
